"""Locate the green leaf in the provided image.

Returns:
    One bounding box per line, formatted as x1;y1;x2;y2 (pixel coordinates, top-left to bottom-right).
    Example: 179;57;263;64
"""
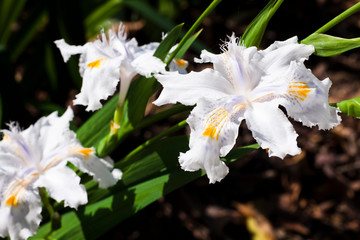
0;0;27;45
8;4;48;62
84;0;124;39
33;135;259;240
174;29;203;59
332;97;360;119
123;0;176;32
153;23;183;61
166;0;221;65
76;94;119;148
241;0;284;47
301;33;360;57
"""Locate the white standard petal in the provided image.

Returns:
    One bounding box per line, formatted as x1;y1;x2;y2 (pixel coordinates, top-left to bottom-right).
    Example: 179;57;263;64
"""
0;187;42;240
34;166;87;209
179;97;244;183
244;102;301;158
68;148;122;189
279;62;341;130
73;56;122;111
153;69;236;106
195;36;262;93
22;107;75;161
260;36;314;73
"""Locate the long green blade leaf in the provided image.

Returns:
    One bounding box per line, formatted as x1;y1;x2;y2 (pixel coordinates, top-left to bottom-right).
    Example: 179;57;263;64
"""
241;0;284;47
76;94;119;147
153;23;183;61
175;29;203;59
85;0;124;38
123;0;175;31
0;0;27;45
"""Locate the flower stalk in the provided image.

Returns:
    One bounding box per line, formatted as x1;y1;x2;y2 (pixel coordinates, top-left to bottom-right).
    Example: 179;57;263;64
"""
39;188;61;232
315;2;360;34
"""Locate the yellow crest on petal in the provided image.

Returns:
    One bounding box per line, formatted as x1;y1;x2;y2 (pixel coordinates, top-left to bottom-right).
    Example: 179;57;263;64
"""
77;148;94;157
5;195;19;207
288;81;311;101
87;58;106;68
203;107;229;141
174;59;188;68
5;179;30;207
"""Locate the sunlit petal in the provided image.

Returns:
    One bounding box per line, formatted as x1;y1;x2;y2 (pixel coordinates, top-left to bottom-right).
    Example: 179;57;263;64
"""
0;188;42;240
154;69;236;106
179;97;244;183
245;102;301;158
68;148;122;188
280;62;341;129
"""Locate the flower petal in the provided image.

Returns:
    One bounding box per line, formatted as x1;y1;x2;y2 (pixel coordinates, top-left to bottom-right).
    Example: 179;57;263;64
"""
68;150;122;188
34;166;87;209
0;187;42;240
54;39;86;62
280;62;341;129
260;36;314;73
132;53;166;78
244;102;301;158
21;107;75;168
196;35;262;93
153;69;235;106
74;56;122;111
179;97;244;183
179;140;228;184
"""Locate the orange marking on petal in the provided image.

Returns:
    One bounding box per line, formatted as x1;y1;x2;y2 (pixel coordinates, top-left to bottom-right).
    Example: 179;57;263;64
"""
202;107;229;140
77;148;93;157
5;195;18;206
288;81;311;101
5;180;29;207
174;59;188;68
87;58;105;68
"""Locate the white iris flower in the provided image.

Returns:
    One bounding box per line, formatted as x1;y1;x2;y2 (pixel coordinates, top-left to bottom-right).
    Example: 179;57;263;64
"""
0;108;122;240
55;24;166;111
154;35;341;183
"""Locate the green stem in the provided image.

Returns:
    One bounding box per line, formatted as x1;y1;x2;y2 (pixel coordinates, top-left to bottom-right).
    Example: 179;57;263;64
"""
117;120;187;167
113;104;123;126
165;0;222;65
39;188;61;231
315;2;360;34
